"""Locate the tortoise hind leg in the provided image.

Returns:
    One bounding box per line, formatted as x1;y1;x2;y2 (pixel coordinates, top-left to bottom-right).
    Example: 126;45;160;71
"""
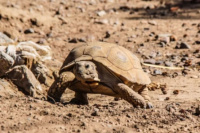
115;83;151;108
70;92;88;105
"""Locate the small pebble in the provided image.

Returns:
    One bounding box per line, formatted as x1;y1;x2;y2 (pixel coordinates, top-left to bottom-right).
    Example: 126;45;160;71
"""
165;61;173;67
165;97;170;100
195;40;200;44
24;28;34;34
148;21;157;26
0;32;14;43
160;42;166;47
95;19;108;25
195;105;200;115
144;59;156;64
173;90;179;95
155;60;164;65
175;42;191;49
97;10;106;16
159;36;170;44
153;69;162;75
170;35;177;41
68;38;78;43
190;75;198;79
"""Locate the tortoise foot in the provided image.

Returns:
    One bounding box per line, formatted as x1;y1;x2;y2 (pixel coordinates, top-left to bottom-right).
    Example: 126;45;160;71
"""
70;98;88;105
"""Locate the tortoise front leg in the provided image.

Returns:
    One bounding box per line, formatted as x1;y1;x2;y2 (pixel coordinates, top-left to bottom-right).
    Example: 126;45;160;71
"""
48;71;75;102
138;86;153;109
115;83;152;108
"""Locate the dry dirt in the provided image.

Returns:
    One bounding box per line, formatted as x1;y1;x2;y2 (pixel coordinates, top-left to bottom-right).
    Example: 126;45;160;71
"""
0;0;200;133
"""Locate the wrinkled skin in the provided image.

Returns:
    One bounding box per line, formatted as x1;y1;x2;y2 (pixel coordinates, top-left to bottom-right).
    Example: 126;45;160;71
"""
48;61;153;109
73;61;100;85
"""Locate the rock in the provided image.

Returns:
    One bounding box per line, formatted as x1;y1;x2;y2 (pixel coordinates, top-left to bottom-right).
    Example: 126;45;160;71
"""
165;61;173;67
95;19;108;25
46;32;53;38
127;37;134;42
160;42;166;47
153;69;162;75
195;40;200;44
149;33;155;37
6;45;17;60
31;61;50;85
119;6;130;11
68;38;78;43
165;97;170;100
166;103;178;113
144;59;156;64
190;75;198;79
89;0;96;5
113;19;121;26
173;90;179;95
91;108;99;116
30;18;43;27
175;42;191;49
182;23;186;27
0;32;14;44
6;65;44;98
0;79;20;96
178;116;185;121
183;34;187;38
172;72;178;78
158;33;170;37
2;31;12;39
97;10;106;16
145;4;155;9
86;35;96;41
155;60;164;65
40;110;49;116
0;51;14;77
148;21;157;25
104;31;111;38
14;55;26;66
149;52;157;58
37;38;46;44
24;28;35;34
170;35;177;41
140;43;144;47
195;105;200;115
159;36;170;44
160;84;167;94
130;34;137;38
144;28;150;31
106;0;114;3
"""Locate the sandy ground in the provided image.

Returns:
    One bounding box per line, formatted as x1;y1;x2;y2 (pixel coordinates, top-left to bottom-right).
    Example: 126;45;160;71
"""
0;0;200;132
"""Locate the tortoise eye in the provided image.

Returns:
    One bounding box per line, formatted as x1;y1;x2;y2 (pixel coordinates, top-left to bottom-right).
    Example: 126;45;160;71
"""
85;64;90;69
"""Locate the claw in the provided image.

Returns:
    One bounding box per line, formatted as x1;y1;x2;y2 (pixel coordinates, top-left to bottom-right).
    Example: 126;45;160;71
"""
146;102;153;109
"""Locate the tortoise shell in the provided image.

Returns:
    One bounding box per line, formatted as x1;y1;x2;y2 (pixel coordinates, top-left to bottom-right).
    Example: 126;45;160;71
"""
60;42;151;85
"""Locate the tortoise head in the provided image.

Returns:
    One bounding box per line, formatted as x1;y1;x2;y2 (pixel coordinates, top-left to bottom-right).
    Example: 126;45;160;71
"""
73;61;100;86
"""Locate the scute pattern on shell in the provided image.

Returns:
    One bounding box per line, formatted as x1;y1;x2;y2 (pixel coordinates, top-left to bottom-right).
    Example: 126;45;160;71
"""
60;42;151;85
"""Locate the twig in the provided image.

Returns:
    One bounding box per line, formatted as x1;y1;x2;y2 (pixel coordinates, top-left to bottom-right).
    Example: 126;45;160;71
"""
142;63;184;70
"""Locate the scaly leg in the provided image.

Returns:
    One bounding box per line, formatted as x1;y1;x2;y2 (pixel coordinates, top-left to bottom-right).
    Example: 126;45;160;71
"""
48;71;75;102
115;83;152;108
138;86;153;108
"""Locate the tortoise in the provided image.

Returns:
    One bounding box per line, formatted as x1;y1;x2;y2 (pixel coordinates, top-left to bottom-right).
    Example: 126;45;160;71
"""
48;42;153;108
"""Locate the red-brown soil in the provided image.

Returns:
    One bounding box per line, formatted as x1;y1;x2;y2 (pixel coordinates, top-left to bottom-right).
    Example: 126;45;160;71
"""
0;0;200;132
